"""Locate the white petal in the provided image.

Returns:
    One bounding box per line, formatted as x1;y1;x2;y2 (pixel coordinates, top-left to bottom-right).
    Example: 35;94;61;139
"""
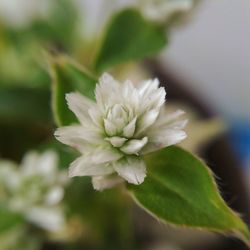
154;109;186;128
104;119;117;136
136;109;159;135
122;81;139;109
88;107;102;127
167;119;188;130
123;117;137;138
20;151;39;174
66;92;94;124
92;175;124;191
69;156;114;177
142;130;187;154
95;73;119;109
45;186;64;206
152;87;166;107
36;151;58;175
99;73;118;89
105;136;127;147
111;104;126;118
20;151;58;182
138;78;159;96
143;108;188;154
120;137;148;155
90;147;123;164
140;87;166;112
122;80;136;99
164;109;186;122
55;126;102;152
26;207;65;232
158;130;187;145
114;157;146;184
55;126;82;145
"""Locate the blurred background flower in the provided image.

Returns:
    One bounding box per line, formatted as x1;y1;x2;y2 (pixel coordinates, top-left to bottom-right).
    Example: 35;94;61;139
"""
0;150;68;232
138;0;194;22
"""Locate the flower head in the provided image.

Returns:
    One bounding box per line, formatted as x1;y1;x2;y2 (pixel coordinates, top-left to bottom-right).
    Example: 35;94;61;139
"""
55;73;187;190
0;150;68;232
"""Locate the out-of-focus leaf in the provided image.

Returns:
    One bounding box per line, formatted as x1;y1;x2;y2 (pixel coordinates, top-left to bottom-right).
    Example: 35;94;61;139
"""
128;146;250;246
0;87;51;124
0;123;50;161
0;207;24;233
65;178;135;250
94;8;167;72
0;0;79;88
0;226;41;250
49;55;97;126
0;86;51;160
29;0;78;50
0;38;49;88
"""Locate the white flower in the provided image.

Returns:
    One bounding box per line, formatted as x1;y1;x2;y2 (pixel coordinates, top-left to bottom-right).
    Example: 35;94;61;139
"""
139;0;194;22
55;73;187;190
0;0;50;28
0;150;68;232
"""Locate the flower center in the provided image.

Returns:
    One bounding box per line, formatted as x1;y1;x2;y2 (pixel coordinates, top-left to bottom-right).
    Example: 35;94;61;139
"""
103;104;148;155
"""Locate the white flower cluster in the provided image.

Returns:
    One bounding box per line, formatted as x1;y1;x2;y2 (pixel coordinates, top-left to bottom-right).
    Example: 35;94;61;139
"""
139;0;194;22
0;150;68;232
55;73;187;190
0;0;50;28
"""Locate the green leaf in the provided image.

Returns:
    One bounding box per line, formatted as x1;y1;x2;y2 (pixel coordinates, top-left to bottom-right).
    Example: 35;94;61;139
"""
128;146;250;245
49;55;97;126
46;0;78;48
29;0;79;50
0;206;24;233
0;86;51;124
94;8;167;72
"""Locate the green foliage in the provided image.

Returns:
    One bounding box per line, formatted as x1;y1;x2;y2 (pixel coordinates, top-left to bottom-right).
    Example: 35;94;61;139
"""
49;55;97;126
0;0;79;88
0;207;24;233
65;178;135;249
0;87;52;159
30;0;79;49
0;87;51;124
94;8;167;72
0;226;41;250
4;0;78;50
128;146;250;245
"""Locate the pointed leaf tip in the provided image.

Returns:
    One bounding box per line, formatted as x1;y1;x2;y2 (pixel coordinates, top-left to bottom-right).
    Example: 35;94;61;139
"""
128;146;250;246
